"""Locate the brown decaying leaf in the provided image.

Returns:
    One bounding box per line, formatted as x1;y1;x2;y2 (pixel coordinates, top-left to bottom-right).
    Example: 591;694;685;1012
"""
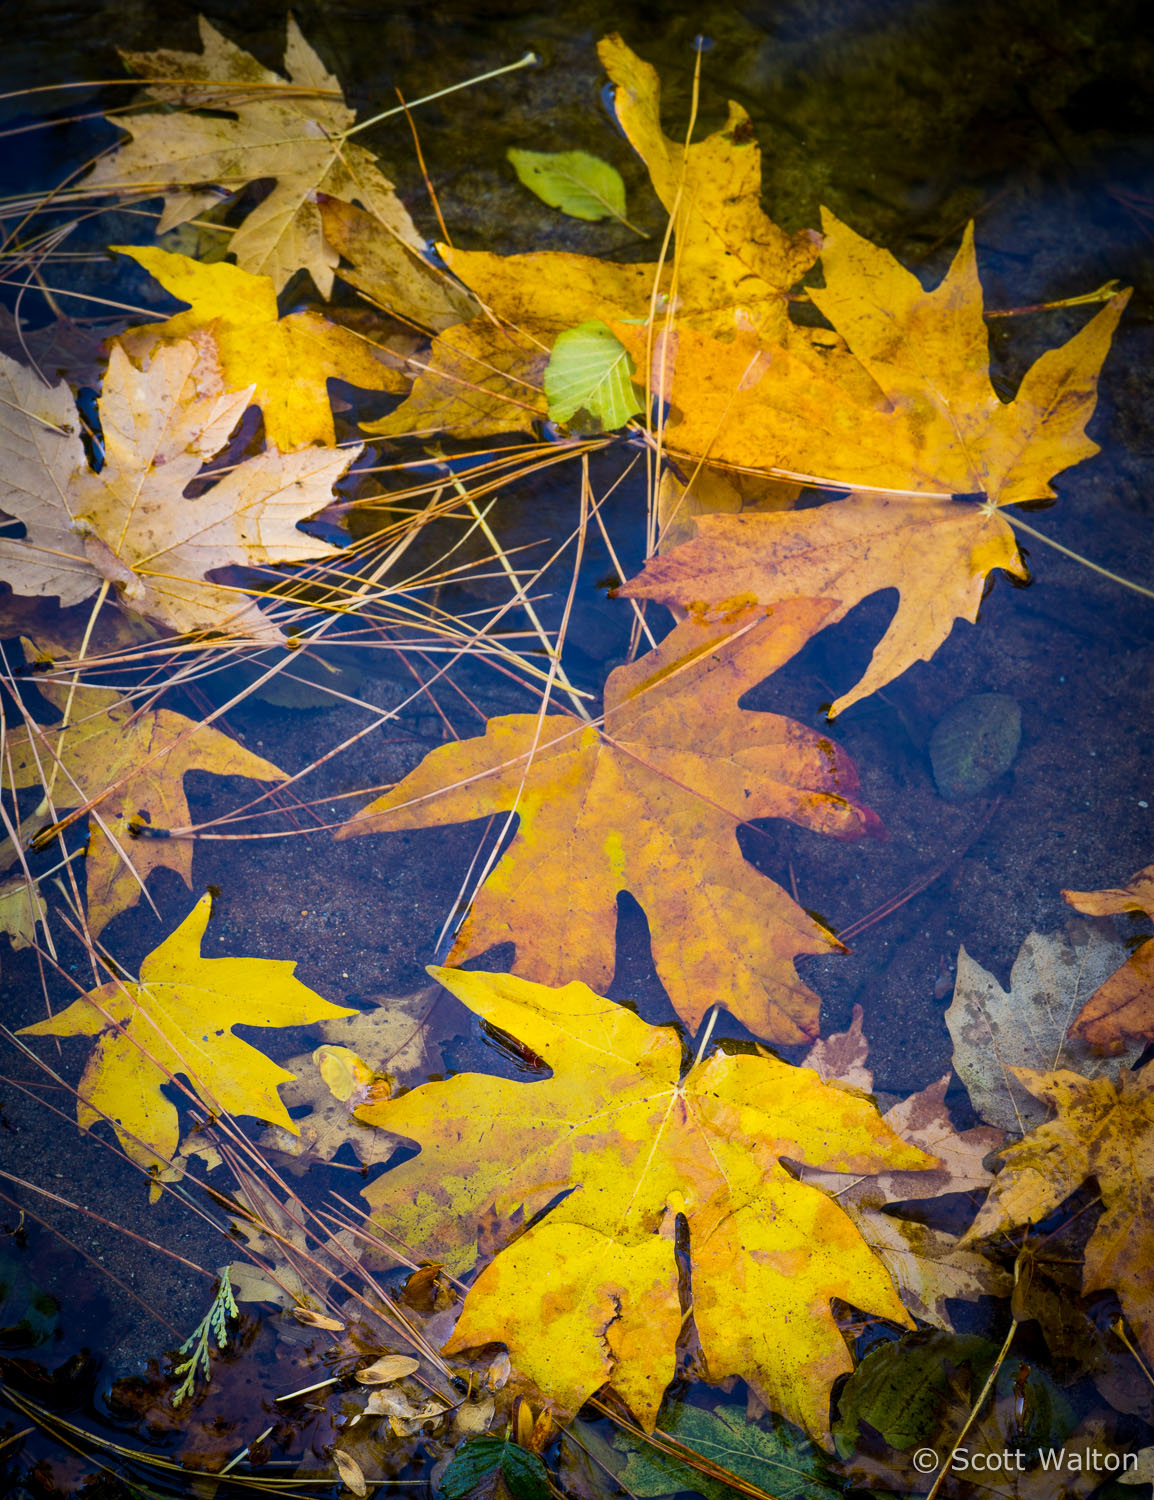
340;603;882;1044
0;341;355;640
319;196;478;333
82;16;425;297
362;318;548;441
801;1002;873;1092
802;1015;1009;1326
945;925;1144;1134
1064;863;1154;1046
3;673;285;933
961;1059;1154;1376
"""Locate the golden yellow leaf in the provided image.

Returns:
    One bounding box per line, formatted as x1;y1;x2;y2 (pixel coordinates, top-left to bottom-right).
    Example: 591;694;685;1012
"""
620;216;1127;498
440;246;662;336
18;893;355;1173
116;246;408;449
1064;864;1154;1046
339;603;881;1044
804;1075;1009;1326
3;672;285;933
0;341;356;639
83;16;425;296
618;214;1126;715
597;34;818;330
0;875;45;949
359;967;937;1441
365;31;821;443
363;318;548;441
961;1060;1154;1373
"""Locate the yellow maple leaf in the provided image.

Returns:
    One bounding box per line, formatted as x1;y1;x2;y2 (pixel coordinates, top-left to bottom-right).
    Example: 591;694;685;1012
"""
597;33;819;330
618;217;1128;716
339;603;880;1044
115;246;408;449
1063;864;1154;1047
82;16;425;296
18;893;355;1175
366;33;819;442
0;341;355;640
3;673;285;933
359;966;937;1441
960;1060;1154;1375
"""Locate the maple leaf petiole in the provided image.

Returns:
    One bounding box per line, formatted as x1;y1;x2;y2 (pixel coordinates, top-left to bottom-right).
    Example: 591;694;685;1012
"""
343;51;539;141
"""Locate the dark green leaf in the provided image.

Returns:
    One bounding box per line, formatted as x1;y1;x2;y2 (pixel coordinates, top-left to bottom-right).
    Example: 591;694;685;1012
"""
441;1435;550;1500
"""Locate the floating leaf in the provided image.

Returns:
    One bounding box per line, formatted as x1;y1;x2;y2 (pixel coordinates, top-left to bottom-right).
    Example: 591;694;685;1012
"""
507;147;630;224
340;605;882;1045
82;17;425;296
1064;863;1154;1046
0;342;355;640
545;320;643;429
115;246;408;448
359;967;936;1441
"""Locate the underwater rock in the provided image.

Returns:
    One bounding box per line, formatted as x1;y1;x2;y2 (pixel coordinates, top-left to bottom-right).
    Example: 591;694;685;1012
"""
929;692;1022;801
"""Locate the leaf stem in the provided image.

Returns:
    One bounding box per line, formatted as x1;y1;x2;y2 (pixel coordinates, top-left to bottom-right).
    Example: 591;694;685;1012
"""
1002;511;1154;600
343;52;538;141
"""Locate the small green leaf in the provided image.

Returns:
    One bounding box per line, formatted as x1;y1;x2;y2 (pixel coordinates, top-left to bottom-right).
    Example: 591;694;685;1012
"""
545;321;643;431
440;1435;549;1500
507;148;629;224
616;1402;841;1500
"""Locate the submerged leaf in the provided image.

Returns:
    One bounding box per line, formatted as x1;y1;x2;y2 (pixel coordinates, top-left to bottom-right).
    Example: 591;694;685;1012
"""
441;1435;550;1500
340;605;882;1044
946;927;1144;1132
962;1058;1154;1376
616;1402;840;1500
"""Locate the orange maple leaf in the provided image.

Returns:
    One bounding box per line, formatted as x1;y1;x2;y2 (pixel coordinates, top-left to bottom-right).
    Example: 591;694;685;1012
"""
338;603;880;1044
619;216;1127;717
1064;864;1154;1046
